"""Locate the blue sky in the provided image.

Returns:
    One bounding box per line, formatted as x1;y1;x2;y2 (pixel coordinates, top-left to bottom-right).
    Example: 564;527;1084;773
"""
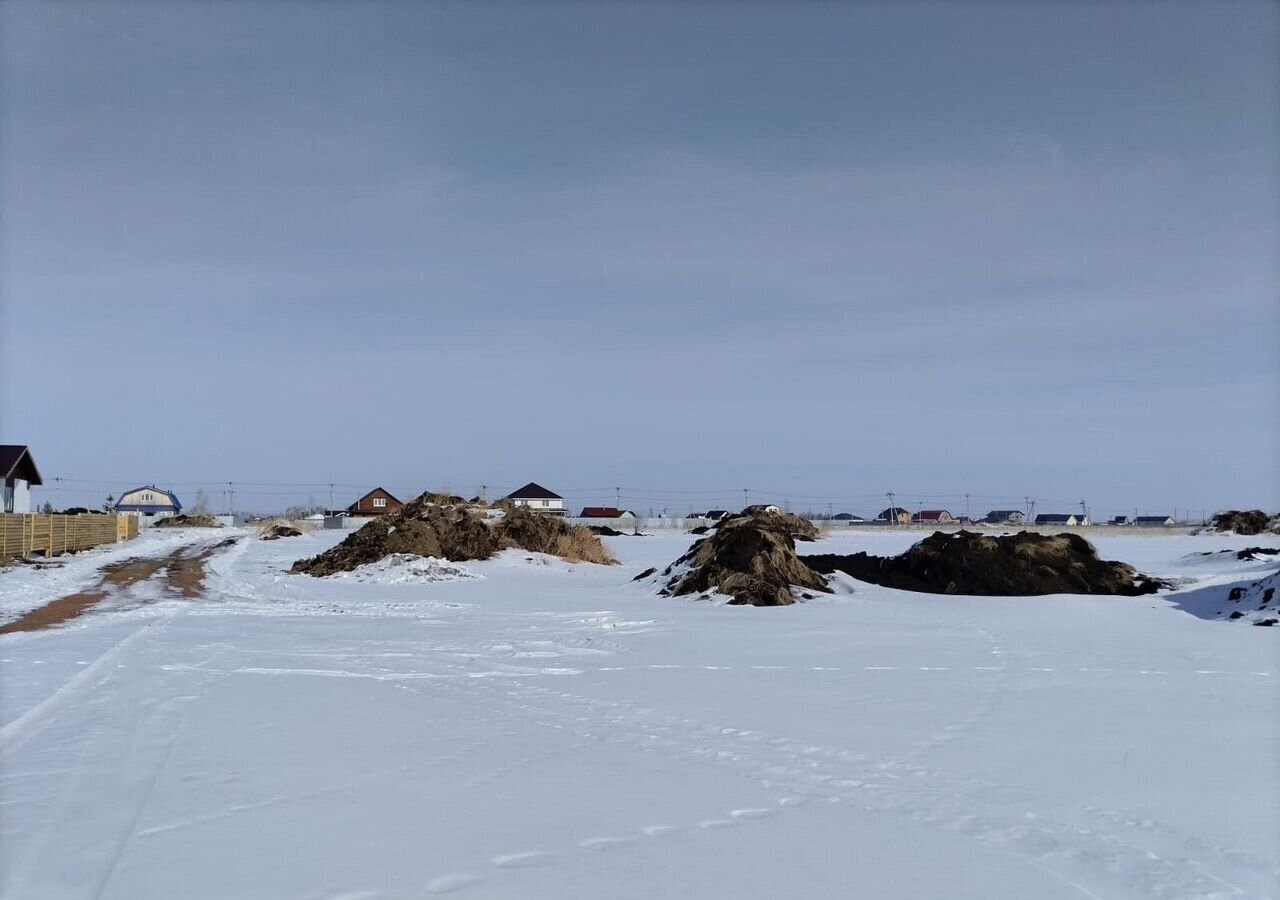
1;1;1277;517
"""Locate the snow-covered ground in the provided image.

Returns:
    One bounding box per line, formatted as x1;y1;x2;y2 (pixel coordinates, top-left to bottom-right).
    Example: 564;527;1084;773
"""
1;528;1277;900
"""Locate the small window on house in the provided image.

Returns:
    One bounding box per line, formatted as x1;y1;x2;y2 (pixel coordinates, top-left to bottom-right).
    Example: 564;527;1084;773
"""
541;499;548;506
373;497;386;508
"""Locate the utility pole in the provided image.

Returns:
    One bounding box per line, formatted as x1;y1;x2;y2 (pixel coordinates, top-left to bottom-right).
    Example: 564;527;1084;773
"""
1028;499;1036;524
1024;496;1031;521
964;492;970;522
827;502;833;519
615;486;621;508
227;482;235;516
1079;499;1088;524
743;488;749;510
886;491;896;527
329;482;334;512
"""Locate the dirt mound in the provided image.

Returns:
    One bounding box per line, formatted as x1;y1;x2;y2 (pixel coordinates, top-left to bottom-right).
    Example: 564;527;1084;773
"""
687;525;711;535
1210;510;1277;536
261;522;303;540
493;506;616;564
804;530;1164;596
654;508;830;606
153;513;222;528
723;506;820;541
589;525;625;537
291;494;614;576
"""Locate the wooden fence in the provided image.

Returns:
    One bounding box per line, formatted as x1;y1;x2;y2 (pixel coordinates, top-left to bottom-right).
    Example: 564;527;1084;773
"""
0;513;138;561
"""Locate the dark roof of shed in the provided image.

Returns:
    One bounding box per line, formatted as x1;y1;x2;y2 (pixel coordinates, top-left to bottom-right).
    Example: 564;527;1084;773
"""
580;507;623;518
0;445;42;485
506;482;562;500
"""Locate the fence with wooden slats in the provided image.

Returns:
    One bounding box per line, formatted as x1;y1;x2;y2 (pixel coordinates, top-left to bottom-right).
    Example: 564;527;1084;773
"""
0;513;138;561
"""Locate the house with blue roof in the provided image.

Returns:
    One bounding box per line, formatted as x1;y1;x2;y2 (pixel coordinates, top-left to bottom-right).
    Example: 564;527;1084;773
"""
115;485;183;517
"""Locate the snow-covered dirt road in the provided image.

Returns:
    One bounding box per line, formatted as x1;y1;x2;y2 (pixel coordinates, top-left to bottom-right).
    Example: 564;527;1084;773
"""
2;528;1277;900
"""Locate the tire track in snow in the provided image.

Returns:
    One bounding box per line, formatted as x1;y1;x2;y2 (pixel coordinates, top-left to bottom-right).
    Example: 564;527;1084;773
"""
0;620;164;756
413;666;1265;900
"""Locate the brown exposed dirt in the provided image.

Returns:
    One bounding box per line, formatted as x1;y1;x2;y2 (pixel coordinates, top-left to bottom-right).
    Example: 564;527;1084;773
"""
724;506;821;541
153;513;223;528
260;522;303;540
1210;510;1278;536
655;507;831;606
804;530;1165;596
494;506;616;564
290;494;615;577
0;539;239;634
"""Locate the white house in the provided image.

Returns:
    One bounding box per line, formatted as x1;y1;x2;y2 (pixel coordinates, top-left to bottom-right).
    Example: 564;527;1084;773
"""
983;509;1025;525
1034;513;1092;526
505;482;566;516
115;485;183;518
1;445;42;514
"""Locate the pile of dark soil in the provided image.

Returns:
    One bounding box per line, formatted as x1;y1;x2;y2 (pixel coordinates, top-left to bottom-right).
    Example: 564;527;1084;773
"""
589;525;625;537
727;506;820;542
687;525;711;535
495;506;616;564
652;507;830;606
261;523;303;541
291;495;614;576
1210;510;1276;536
153;513;222;528
804;530;1164;596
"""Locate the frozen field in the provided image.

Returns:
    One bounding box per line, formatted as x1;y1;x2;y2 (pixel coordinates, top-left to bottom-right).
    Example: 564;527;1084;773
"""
1;527;1277;900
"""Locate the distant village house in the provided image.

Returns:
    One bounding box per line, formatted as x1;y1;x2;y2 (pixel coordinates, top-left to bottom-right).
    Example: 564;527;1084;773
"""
115;485;182;517
1134;515;1174;527
1;445;42;514
347;488;402;517
983;510;1025;525
1034;513;1091;526
506;482;565;516
912;510;954;524
876;506;912;525
579;507;635;519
